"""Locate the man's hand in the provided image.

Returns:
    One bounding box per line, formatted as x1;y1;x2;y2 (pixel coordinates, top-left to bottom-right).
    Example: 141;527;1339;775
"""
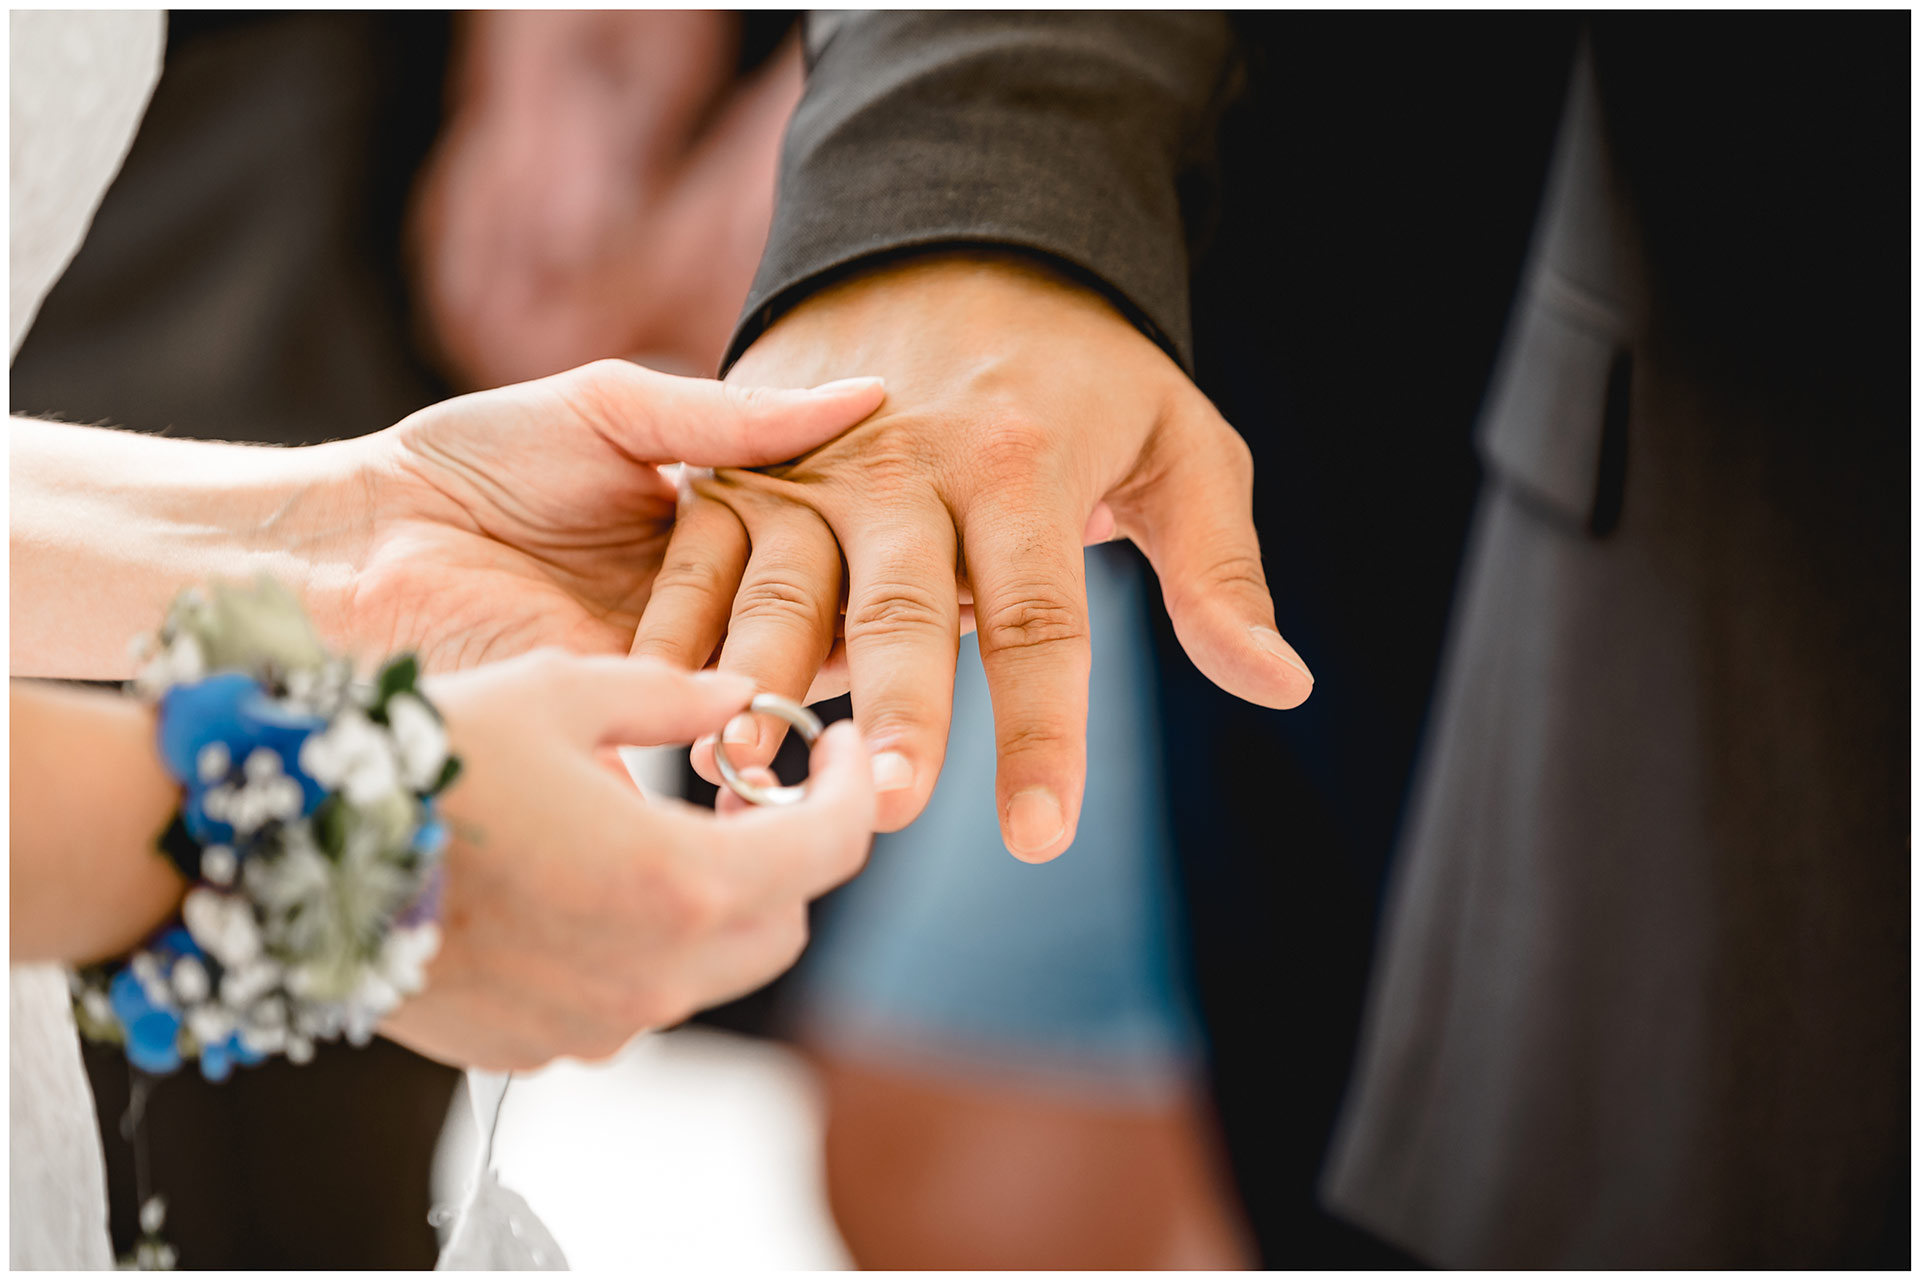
325;360;885;671
384;651;875;1070
632;253;1311;862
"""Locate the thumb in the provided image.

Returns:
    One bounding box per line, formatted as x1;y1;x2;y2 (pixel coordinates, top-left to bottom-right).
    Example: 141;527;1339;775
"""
1119;403;1313;711
559;359;885;465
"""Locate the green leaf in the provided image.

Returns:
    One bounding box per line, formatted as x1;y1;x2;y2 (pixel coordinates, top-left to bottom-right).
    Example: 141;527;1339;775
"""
429;754;463;796
371;654;420;722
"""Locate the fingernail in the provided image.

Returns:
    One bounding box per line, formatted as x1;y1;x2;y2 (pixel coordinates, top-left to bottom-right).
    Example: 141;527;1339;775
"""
870;750;914;793
1005;787;1065;858
808;376;885;397
1249;626;1314;683
723;714;758;748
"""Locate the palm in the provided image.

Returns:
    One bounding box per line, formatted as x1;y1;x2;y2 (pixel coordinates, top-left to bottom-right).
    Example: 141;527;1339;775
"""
348;378;681;671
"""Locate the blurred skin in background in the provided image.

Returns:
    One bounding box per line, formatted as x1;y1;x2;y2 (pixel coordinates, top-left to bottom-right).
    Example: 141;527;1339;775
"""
411;9;801;383
412;11;1246;1269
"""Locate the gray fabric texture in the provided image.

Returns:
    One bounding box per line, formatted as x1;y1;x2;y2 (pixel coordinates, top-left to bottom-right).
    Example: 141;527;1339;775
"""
726;10;1237;374
744;13;1908;1267
1320;49;1907;1266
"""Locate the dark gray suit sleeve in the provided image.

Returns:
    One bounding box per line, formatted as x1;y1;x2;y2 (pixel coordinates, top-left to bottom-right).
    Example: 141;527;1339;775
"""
724;11;1238;374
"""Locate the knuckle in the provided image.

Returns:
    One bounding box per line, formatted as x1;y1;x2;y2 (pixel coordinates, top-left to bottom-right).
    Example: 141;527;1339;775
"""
576;1032;630;1064
844;431;926;493
978;591;1086;654
973;417;1056;486
828;831;873;884
1196;551;1269;598
844;579;951;643
977;413;1051;458
996;719;1082;764
644;985;699;1031
727;383;776;414
661;871;729;937
563;359;642;418
615;982;676;1033
1215;422;1255;474
732;573;829;632
654;546;735;600
771;909;811;971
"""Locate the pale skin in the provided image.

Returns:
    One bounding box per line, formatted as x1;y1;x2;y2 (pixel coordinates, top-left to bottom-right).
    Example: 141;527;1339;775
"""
9;360;884;1069
634;251;1314;862
11;360;884;677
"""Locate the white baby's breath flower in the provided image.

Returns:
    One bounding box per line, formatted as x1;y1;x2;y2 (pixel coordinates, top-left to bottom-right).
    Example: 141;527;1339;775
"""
265;775;304;823
219;957;282;1009
351;968;401;1016
244;747;282;780
284;963;328;1001
187;1004;234;1049
170;955;210;1004
183;888;262;967
82;989;113;1026
197;742;232;785
380;923;442;995
238;1022;287;1057
286;1035;315;1065
130;953;161;987
248;994;287;1028
201;845;238;886
246;834;329;913
384;694;448;792
300;709;401;804
168;632;206;684
139;974;174;1011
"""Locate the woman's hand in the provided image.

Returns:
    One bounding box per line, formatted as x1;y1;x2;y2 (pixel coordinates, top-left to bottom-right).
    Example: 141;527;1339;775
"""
380;650;875;1070
10;362;882;680
327;359;885;672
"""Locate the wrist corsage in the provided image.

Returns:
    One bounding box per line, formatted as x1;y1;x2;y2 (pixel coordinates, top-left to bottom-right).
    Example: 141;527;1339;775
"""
72;576;459;1081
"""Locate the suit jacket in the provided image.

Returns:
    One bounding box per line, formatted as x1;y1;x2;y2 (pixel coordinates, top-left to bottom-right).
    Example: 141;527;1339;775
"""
731;13;1909;1267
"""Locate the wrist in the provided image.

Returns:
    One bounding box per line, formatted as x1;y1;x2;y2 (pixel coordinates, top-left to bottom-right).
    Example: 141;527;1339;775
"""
74;579;459;1079
7;421;378;678
9;683;185;964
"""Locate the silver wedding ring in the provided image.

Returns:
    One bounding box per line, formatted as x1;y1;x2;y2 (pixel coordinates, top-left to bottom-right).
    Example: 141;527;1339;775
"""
712;693;824;807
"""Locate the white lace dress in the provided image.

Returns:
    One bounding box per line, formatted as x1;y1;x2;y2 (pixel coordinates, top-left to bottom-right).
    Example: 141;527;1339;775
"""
9;10;165;1269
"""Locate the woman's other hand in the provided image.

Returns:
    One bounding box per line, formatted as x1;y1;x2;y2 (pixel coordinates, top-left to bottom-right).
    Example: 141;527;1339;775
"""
381;651;876;1070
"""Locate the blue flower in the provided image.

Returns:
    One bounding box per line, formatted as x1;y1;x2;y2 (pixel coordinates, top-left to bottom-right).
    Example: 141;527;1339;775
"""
195;1028;265;1082
194;1029;266;1083
110;970;183;1075
157;673;264;783
157;925;200;960
199;1039;234;1082
158;674;328;844
411;806;448;858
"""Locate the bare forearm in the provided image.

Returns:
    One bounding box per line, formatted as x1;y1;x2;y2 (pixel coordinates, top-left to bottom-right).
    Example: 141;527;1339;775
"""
10;681;184;963
8;418;369;678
